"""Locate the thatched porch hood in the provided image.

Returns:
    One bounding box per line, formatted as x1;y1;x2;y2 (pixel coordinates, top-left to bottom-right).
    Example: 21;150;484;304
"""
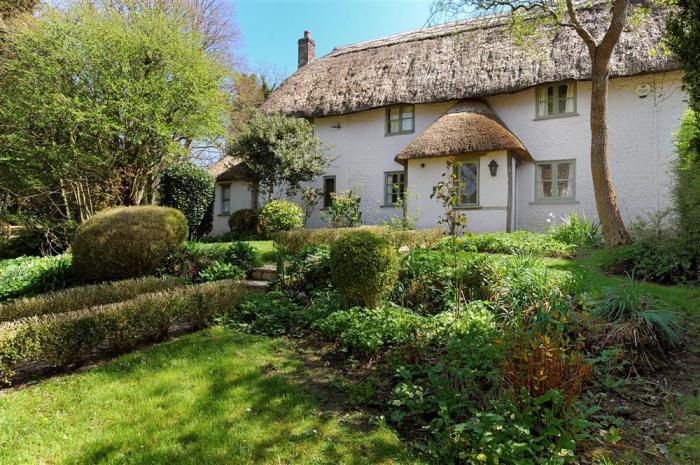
395;100;532;163
262;4;677;118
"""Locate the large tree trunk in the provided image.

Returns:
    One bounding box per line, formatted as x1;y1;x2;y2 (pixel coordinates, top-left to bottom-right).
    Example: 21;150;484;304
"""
589;56;631;246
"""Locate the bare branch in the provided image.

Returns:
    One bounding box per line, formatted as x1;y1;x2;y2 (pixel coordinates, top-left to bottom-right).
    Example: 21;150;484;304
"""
598;0;630;60
565;0;596;53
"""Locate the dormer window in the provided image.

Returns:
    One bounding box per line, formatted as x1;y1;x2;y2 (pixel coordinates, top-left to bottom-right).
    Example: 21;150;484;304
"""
536;81;577;119
386;104;414;135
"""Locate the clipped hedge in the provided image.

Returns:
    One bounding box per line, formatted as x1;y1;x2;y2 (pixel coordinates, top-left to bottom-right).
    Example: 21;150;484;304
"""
0;276;189;322
158;162;215;236
0;279;246;384
273;226;444;255
72;206;188;281
330;230;398;308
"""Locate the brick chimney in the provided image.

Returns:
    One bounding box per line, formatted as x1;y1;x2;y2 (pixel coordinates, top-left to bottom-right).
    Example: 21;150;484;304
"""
297;30;315;69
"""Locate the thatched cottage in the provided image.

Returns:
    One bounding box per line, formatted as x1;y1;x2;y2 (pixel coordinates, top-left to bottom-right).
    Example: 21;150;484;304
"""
210;5;685;235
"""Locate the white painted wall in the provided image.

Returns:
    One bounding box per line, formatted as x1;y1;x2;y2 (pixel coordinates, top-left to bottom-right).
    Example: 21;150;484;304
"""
211;181;253;235
406;151;510;233
487;71;686;231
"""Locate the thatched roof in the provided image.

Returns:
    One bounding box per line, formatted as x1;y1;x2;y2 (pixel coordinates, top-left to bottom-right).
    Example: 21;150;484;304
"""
208;155;252;182
263;4;676;118
395;100;531;162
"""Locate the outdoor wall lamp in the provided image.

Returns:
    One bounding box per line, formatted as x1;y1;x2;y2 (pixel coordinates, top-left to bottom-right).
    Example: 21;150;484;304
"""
488;159;499;177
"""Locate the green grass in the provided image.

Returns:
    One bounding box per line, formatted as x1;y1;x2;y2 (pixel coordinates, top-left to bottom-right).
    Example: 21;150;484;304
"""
0;328;422;465
247;240;276;264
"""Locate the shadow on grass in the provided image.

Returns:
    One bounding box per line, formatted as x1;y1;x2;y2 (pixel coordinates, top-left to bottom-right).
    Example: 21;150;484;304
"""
5;329;418;465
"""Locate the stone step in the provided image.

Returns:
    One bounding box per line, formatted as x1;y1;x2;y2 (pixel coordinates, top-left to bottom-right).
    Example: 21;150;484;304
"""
250;265;277;282
243;280;271;294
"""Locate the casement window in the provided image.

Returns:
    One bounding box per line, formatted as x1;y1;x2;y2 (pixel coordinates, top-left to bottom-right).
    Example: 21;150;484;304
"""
220;184;231;214
535;160;575;201
536;81;577;119
457;161;479;206
384;171;406;206
322;175;336;208
386;104;415;135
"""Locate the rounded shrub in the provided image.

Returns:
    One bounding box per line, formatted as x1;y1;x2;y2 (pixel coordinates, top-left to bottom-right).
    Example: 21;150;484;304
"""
228;208;260;237
72;206;188;281
158;162;215;236
330;230;399;308
259;200;303;234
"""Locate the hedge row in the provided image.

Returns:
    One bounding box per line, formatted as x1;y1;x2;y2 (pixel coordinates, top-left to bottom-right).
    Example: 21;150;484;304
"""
272;226;444;255
0;280;245;384
0;276;189;323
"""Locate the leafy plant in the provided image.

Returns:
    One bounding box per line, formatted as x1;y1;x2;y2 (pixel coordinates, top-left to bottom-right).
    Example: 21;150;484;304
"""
228;208;261;238
259;200;304;234
218;291;303;336
158;162;215;238
322;190;362;228
0;254;74;302
275;245;331;295
547;212;601;249
330;230;398;308
299;186;322;226
198;261;245;283
452;231;576;258
223;241;257;270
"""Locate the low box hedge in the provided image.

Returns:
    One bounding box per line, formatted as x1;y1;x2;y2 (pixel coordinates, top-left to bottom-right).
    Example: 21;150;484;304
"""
0;279;246;384
273;226;444;255
0;276;189;323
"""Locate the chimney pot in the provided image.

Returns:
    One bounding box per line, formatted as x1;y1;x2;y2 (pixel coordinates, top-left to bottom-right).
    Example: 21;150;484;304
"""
298;30;315;69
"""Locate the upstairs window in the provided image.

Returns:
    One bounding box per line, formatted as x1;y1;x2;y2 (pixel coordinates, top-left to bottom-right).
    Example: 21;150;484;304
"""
220;184;231;214
384;171;405;206
386;104;414;135
535;160;575;201
457;161;479;206
536;81;576;119
323;175;336;208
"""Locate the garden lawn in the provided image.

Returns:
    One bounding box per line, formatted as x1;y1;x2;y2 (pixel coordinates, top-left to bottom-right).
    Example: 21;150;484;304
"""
247;240;276;264
0;328;422;465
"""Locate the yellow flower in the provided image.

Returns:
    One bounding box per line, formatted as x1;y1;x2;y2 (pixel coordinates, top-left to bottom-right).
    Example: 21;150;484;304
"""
476;453;487;462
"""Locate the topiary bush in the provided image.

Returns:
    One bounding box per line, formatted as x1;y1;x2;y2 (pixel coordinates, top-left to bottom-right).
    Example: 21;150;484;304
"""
228;208;260;238
259;200;303;234
158;162;215;237
72;206;188;281
330;230;399;308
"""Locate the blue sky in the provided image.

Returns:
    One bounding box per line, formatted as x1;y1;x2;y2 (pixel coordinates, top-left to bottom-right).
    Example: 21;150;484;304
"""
232;0;434;78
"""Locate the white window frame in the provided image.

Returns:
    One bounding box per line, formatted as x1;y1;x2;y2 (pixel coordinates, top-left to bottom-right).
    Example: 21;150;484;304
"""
534;159;576;203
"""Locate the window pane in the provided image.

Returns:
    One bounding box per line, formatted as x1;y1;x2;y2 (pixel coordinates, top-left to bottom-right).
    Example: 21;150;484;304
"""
389;120;400;133
390;107;400;119
557;162;571;180
537;181;553;198
459;162;478;205
323;178;335;207
547;86;554;115
557;180;572;198
401;117;414;132
401;105;413;117
537;163;552;181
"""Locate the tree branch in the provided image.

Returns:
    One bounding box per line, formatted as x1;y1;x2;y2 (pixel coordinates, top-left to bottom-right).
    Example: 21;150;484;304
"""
565;0;596;54
598;0;630;61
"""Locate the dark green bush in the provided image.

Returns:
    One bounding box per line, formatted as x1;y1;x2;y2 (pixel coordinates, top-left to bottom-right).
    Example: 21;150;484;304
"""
0;276;188;322
72;206;188;281
314;304;424;355
0;280;246;384
197;261;245;282
158;162;215;237
449;231;576;258
0;255;74;302
330;230;398;308
223;241;256;270
391;248;454;314
275;245;331;294
259;200;303;234
674;110;700;259
228;208;261;237
218;290;303;336
272;226;444;255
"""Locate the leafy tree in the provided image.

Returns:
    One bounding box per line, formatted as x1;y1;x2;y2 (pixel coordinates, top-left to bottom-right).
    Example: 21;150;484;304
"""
0;0;37;22
0;4;228;218
158;162;215;237
430;0;647;246
667;0;700;111
229;111;331;200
